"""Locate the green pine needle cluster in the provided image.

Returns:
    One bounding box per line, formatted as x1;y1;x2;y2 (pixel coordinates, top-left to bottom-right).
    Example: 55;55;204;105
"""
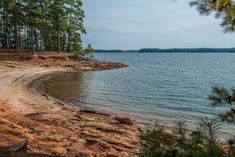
209;86;235;122
74;44;94;60
140;118;235;157
190;0;235;33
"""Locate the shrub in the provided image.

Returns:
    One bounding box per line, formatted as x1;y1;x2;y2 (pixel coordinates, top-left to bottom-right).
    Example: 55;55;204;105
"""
139;117;234;157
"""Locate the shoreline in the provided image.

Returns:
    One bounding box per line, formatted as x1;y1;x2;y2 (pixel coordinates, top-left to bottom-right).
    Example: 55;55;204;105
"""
0;59;140;156
31;69;235;142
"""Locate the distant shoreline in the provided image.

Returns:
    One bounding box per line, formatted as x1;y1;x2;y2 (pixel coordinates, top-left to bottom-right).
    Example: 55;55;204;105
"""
94;48;235;53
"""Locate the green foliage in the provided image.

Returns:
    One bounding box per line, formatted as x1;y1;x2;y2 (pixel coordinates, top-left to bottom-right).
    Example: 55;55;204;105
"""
73;44;94;60
84;44;94;60
190;0;235;33
140;118;229;157
0;0;86;54
73;41;83;59
209;86;235;122
197;117;222;143
140;86;235;157
209;86;235;106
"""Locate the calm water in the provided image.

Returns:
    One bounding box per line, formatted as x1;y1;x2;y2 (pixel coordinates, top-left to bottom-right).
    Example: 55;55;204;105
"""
44;53;235;134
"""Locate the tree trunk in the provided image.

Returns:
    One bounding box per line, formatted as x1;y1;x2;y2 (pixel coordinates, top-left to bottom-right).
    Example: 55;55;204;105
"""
27;26;31;49
44;33;48;52
19;28;21;52
30;28;35;55
57;26;60;54
2;11;8;48
13;12;20;55
35;28;37;51
67;31;71;53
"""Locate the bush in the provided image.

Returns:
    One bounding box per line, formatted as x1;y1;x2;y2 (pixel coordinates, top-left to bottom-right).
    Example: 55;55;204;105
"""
140;117;234;157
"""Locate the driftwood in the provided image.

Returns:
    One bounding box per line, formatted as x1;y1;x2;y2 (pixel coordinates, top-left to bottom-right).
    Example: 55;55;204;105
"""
0;139;63;156
54;100;65;106
8;139;28;152
0;139;28;153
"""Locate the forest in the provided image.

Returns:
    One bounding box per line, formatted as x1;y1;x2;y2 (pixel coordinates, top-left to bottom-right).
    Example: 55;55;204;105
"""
0;0;86;55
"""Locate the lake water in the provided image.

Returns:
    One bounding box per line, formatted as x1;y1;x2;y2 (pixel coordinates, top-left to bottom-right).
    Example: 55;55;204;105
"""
44;53;235;134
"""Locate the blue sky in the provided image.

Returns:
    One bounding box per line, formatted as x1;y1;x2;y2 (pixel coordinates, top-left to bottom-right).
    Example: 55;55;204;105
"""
82;0;235;50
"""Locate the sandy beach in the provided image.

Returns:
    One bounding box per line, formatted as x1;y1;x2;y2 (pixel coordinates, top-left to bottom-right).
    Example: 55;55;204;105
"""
0;58;140;157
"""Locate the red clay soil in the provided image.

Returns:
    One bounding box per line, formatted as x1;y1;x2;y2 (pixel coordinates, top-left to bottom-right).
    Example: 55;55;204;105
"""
0;100;140;156
0;52;140;157
0;52;127;71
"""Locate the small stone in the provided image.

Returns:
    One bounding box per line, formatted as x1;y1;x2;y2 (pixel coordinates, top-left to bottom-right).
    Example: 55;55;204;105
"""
114;116;133;125
98;141;111;150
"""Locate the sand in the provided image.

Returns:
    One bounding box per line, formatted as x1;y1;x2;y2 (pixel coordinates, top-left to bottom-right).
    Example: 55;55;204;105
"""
0;60;140;157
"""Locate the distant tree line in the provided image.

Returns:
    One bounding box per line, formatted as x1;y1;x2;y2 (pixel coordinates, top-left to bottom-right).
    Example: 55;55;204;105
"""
138;48;235;53
93;48;235;53
0;0;86;55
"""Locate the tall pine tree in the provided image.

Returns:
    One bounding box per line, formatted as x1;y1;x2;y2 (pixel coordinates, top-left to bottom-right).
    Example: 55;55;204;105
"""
0;0;86;54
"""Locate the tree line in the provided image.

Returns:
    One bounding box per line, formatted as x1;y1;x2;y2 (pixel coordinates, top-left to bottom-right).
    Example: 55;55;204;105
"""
0;0;86;55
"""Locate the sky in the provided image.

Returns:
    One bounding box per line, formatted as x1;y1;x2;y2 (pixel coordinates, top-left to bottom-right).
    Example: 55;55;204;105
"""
82;0;235;50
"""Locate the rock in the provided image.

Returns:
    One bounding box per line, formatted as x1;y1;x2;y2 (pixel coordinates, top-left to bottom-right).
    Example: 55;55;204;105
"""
102;137;120;145
161;130;177;138
120;152;129;157
96;127;123;134
114;116;133;125
64;64;75;68
25;112;43;121
86;138;100;145
98;141;111;150
50;146;68;155
102;137;134;149
38;55;48;60
70;136;80;142
76;152;89;157
103;152;119;157
80;67;92;71
82;110;111;117
65;57;70;61
33;55;38;59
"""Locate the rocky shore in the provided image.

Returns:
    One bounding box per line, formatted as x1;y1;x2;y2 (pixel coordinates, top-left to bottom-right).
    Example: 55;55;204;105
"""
0;54;140;157
0;52;128;71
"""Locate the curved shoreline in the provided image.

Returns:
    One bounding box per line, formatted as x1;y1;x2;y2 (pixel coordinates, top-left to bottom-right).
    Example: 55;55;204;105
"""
0;61;140;156
29;67;234;141
32;71;155;127
28;72;79;109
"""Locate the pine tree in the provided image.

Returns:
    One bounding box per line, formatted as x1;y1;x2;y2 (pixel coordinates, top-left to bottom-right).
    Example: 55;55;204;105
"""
0;0;86;55
84;44;94;60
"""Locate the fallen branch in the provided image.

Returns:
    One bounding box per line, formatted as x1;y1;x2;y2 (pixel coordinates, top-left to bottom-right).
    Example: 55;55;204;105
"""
42;93;49;101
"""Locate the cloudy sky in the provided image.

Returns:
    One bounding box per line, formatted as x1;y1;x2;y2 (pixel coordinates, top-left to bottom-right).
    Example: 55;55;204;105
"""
82;0;235;50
